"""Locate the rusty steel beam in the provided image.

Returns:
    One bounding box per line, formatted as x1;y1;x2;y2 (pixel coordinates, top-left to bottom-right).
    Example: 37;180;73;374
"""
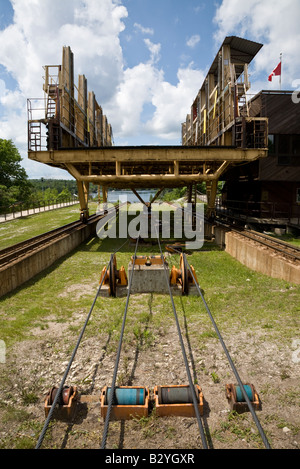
28;145;267;165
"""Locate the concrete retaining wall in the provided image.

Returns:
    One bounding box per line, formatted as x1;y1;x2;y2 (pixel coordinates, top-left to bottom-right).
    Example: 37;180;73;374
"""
214;226;300;284
0;221;97;298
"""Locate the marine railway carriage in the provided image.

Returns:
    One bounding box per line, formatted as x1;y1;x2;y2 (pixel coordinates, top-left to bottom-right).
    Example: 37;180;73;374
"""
39;247;270;450
28;36;268;222
27;37;273;450
28;144;267;222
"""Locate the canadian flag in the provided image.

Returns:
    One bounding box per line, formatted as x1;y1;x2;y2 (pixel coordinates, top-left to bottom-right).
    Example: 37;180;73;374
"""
268;61;281;81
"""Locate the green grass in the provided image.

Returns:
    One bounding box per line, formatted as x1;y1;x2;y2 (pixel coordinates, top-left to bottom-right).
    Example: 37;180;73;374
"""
0;206;299;450
270;232;300;247
0;203;84;249
213;411;265;448
0;204;299;364
1;231;299;350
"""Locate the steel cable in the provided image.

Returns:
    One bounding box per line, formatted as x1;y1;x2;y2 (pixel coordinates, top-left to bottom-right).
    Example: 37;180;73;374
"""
182;252;272;450
154;226;209;449
100;236;140;449
35;237;130;449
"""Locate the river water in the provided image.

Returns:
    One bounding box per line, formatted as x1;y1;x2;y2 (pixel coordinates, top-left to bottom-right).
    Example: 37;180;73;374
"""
100;189;157;203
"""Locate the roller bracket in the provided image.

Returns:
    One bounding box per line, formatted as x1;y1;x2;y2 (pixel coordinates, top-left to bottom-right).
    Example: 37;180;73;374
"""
100;386;149;420
99;253;128;297
170;253;198;295
225;383;261;413
44;385;78;420
99;253;199;296
154;384;204;417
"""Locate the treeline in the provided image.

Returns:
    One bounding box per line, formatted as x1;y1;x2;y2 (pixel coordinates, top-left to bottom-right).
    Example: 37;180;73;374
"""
28;180;75;206
161;183;207;202
29;179;101;205
0;139;79;214
30;179;99;199
0;139;32;214
29;179;76;206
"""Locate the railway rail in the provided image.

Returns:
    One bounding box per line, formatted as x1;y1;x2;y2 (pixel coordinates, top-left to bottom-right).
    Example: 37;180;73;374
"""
34;226;272;451
0;205;122;269
165;201;299;265
213;218;300;263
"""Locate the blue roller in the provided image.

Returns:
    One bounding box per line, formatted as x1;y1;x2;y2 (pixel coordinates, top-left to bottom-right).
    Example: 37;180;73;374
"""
235;385;253;402
106;387;145;405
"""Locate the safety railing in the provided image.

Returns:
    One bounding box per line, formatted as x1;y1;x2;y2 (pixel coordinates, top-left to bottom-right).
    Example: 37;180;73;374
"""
216;199;300;226
0;198;79;222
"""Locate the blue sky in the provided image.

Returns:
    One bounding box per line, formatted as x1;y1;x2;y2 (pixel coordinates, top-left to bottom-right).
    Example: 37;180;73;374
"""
119;1;217;82
0;0;299;179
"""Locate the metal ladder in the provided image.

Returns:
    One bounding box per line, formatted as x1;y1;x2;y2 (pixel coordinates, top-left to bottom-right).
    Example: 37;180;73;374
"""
28;121;42;151
46;85;58;119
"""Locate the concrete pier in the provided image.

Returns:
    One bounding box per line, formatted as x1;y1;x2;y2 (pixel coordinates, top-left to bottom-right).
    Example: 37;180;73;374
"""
214;225;300;284
0;220;98;298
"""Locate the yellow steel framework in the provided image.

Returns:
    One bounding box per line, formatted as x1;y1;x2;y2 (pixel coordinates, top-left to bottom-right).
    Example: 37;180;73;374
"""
182;36;268;149
28;40;268;221
28;145;267;220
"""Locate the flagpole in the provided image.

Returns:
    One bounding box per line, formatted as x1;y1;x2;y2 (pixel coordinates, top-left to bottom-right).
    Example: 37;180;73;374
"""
280;53;282;90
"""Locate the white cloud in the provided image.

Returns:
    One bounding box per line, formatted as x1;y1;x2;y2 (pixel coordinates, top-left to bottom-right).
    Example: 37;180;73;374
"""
213;0;300;89
144;39;161;64
0;0;128;100
134;23;154;35
0;0;207;177
0;0;128;177
107;62;163;137
145;66;205;140
186;35;201;48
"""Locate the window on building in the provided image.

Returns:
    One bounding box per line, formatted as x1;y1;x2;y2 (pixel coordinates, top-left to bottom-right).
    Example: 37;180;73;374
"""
277;134;291;165
292;135;300;156
267;134;299;165
278;134;290;153
268;135;275;154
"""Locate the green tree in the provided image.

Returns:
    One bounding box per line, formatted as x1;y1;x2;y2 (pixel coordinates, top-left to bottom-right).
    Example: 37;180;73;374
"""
0;139;32;212
57;187;72;201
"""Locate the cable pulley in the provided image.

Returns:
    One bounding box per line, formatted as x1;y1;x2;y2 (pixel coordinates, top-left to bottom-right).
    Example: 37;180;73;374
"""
99;253;128;297
48;386;74;406
44;385;78;419
158;385;199;404
109;253;117;297
225;383;260;412
235;384;254;403
105;387;146;406
180;253;189;294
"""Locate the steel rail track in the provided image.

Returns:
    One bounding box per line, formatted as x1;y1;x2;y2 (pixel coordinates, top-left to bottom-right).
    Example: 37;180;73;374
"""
214;217;300;262
0;205;122;269
238;228;300;261
158;202;299;263
166;201;299;262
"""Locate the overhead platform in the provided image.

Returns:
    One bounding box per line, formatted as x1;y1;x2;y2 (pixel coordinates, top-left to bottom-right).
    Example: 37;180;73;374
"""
27;39;268;221
28;145;266;187
28;144;267;220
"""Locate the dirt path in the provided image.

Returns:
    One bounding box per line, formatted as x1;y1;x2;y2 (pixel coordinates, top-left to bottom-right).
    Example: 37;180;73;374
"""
1;296;299;450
